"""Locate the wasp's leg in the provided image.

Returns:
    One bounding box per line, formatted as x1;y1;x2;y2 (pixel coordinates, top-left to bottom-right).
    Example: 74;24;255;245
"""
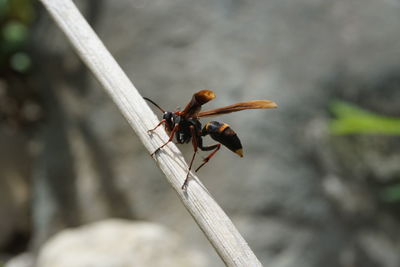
195;143;221;172
151;124;179;156
182;125;199;190
148;119;166;133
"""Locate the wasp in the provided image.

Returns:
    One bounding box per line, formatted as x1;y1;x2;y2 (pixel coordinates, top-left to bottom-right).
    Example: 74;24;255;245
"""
144;90;277;189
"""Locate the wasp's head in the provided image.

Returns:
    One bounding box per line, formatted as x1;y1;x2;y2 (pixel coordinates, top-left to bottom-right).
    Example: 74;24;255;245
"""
162;111;179;134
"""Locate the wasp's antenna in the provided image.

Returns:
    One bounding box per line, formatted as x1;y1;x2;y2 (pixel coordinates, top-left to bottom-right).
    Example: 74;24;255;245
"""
144;97;165;113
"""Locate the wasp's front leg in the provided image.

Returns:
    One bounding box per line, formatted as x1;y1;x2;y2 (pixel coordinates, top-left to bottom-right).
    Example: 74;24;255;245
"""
148;119;167;133
151;124;179;156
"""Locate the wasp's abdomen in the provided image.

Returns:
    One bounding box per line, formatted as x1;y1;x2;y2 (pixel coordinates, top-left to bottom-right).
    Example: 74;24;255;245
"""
202;121;243;157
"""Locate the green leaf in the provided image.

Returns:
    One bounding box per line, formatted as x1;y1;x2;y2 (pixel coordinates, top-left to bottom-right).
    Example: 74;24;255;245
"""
330;101;400;135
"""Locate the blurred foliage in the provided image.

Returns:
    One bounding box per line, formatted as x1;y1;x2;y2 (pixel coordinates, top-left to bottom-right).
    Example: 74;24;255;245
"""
0;0;35;73
381;184;400;203
330;101;400;135
330;101;400;203
0;0;42;130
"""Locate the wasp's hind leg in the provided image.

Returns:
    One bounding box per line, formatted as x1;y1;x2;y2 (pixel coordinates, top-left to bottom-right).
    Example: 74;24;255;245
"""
195;143;221;172
196;125;222;173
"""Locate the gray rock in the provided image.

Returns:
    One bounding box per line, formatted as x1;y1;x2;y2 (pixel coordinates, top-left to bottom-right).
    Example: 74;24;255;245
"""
36;219;209;267
4;253;35;267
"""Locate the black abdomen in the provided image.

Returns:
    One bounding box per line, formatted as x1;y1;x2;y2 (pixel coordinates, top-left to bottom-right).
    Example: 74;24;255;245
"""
202;121;243;157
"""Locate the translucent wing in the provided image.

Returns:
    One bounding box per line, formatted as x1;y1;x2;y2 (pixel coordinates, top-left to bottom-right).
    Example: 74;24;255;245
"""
198;100;277;117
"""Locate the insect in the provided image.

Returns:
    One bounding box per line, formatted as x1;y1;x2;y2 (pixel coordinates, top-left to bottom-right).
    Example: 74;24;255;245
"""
144;90;277;189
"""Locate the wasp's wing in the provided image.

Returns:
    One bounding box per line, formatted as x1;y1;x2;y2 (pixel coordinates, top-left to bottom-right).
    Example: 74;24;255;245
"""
181;90;216;118
198;100;277;117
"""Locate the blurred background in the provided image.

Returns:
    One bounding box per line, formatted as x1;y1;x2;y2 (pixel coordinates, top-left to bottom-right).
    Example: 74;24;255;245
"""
1;0;400;266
